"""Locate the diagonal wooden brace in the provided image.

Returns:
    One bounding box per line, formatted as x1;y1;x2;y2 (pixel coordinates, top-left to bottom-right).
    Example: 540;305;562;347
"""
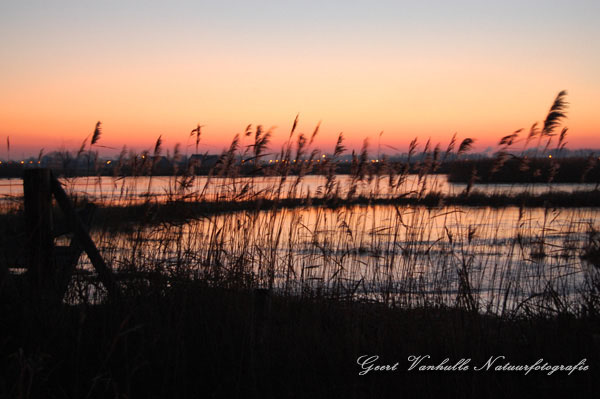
50;174;120;299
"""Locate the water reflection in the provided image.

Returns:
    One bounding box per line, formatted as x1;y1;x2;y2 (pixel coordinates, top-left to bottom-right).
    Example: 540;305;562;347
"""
4;174;598;312
2;175;598;205
81;204;600;313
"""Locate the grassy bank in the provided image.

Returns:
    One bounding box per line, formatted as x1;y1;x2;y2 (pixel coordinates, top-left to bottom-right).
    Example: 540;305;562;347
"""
1;283;598;398
3;187;600;237
91;188;600;228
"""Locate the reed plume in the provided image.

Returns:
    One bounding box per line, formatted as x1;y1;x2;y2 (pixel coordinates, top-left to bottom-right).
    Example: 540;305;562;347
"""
422;138;431;156
295;133;306;163
498;129;521;148
525;123;539;146
324;133;346;199
290;113;299;139
153;135;163;157
443;133;456;162
217;134;240;177
407;138;418;162
252;125;271;163
536;90;568;155
457;138;475;157
521;122;539;154
542;90;568;138
145;136;163;195
190;124;203;154
333;132;346;158
309;121;321;145
91;121;102;145
556;127;568;153
432;143;441;172
77;137;88;159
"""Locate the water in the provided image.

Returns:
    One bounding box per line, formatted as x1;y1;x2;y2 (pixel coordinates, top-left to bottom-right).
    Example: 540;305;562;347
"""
82;203;599;313
3;174;599;313
2;174;597;205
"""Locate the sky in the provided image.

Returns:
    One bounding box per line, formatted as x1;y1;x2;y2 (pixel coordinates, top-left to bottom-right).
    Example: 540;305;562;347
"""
1;0;599;158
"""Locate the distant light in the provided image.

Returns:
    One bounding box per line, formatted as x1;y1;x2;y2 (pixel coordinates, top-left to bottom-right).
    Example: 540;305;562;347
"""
548;155;552;159
37;161;41;164
141;155;145;159
29;161;33;164
106;160;111;164
20;160;24;164
322;154;326;158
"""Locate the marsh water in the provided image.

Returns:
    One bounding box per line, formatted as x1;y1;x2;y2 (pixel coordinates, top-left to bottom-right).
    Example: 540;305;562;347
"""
3;175;599;312
83;203;597;311
1;174;598;203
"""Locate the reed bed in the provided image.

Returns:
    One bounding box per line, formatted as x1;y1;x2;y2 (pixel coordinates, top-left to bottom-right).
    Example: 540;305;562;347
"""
2;91;600;317
62;201;598;318
2;91;600;397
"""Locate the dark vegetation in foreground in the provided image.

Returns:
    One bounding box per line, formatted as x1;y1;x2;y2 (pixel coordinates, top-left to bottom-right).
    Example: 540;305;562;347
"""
1;283;599;398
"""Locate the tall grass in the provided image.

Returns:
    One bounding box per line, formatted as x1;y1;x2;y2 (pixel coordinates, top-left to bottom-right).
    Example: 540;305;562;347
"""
1;92;599;317
2;92;600;398
55;167;600;320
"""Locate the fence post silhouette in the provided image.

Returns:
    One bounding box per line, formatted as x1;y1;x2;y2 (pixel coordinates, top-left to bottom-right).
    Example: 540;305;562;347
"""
22;168;120;300
24;168;54;291
50;174;120;299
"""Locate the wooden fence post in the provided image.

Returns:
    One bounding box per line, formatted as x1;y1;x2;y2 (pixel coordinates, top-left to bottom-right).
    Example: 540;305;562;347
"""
22;168;120;301
50;175;120;299
23;168;54;290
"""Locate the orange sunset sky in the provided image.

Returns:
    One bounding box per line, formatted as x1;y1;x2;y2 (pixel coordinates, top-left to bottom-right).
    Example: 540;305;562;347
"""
1;1;599;157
